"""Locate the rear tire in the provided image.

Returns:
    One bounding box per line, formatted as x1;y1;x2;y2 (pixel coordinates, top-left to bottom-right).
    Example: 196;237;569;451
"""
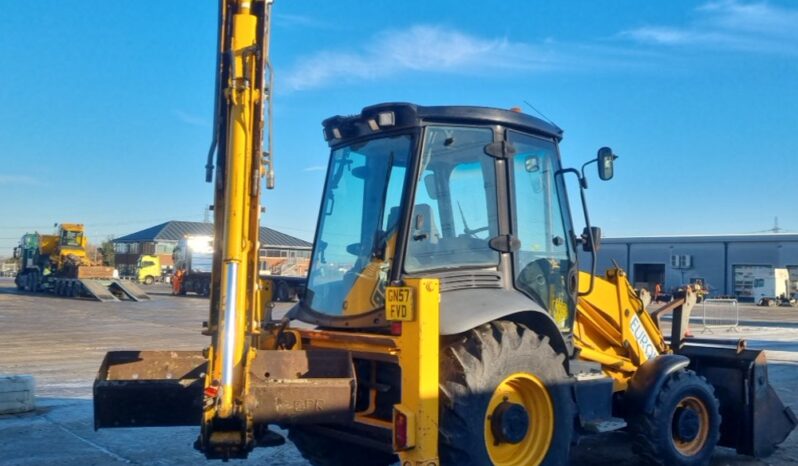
288;428;396;466
30;272;40;293
439;320;574;466
628;369;721;466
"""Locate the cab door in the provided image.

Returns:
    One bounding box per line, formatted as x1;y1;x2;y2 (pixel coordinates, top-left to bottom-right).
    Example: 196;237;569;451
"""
507;131;577;330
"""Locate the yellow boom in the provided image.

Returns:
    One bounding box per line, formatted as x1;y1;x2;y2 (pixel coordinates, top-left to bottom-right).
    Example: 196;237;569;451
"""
200;0;274;455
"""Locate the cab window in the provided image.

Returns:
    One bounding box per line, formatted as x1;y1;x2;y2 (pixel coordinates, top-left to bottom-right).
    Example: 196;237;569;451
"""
405;126;499;273
509;131;574;328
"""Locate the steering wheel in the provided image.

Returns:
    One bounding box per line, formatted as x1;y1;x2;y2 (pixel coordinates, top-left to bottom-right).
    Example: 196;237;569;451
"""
517;258;552;308
464;225;490;239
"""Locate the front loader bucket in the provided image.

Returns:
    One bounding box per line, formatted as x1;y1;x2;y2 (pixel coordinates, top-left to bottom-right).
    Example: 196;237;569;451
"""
679;343;797;457
93;350;207;429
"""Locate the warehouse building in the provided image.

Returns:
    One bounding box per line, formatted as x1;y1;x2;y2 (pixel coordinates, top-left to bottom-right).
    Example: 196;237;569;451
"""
587;234;798;302
113;220;312;277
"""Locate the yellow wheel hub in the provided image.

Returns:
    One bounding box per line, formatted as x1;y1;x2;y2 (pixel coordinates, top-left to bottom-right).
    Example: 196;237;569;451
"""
484;372;554;466
671;395;710;456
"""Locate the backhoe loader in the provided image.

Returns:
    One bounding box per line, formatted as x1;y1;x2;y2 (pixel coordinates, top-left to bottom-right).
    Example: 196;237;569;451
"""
93;1;795;465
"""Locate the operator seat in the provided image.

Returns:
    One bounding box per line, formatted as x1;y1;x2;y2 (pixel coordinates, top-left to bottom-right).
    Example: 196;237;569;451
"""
406;203;440;269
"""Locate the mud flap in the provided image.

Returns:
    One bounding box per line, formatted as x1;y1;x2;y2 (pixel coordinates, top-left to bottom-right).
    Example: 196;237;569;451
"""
93;351;206;428
679;343;797;457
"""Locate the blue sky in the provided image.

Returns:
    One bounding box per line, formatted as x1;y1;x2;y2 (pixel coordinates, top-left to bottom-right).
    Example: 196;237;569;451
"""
1;0;797;254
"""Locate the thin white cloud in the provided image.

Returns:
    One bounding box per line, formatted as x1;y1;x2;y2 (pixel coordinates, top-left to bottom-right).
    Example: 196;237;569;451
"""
302;165;326;172
0;174;41;186
623;27;699;45
283;25;565;91
173;109;210;127
623;1;798;55
699;0;798;35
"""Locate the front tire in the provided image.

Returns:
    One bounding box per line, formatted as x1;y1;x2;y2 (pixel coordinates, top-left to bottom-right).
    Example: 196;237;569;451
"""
628;369;721;466
30;271;40;292
439;320;574;466
143;275;154;285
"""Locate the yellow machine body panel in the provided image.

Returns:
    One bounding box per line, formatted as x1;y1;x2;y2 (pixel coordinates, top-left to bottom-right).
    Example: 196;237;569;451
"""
38;235;59;256
342;233;397;316
390;278;440;464
575;268;669;390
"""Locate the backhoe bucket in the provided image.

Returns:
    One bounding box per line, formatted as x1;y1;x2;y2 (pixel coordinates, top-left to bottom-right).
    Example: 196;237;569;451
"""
679;343;797;457
93;350;206;428
246;349;355;425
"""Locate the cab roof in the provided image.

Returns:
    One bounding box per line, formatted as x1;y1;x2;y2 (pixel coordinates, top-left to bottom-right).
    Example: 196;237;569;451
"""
322;102;563;145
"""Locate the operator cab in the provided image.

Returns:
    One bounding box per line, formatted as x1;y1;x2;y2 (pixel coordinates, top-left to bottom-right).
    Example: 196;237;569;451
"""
293;103;601;341
58;224;85;250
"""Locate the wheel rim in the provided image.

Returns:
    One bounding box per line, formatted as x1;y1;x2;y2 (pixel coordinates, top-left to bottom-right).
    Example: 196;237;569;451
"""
484;372;554;466
671;395;710;456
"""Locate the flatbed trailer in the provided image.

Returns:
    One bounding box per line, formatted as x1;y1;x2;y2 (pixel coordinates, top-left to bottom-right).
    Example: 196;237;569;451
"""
13;225;149;302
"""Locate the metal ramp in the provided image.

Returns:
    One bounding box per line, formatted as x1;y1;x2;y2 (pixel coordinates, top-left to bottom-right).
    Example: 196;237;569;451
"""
80;279;119;302
110;280;151;301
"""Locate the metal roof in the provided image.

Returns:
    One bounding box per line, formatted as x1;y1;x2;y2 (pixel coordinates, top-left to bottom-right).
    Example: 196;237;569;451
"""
603;233;798;244
114;221;312;249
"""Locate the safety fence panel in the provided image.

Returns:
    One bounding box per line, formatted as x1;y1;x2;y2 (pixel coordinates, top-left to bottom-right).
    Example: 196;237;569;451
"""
701;298;739;332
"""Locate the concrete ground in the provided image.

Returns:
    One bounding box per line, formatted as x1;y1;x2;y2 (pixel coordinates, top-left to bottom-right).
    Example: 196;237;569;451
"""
1;277;797;465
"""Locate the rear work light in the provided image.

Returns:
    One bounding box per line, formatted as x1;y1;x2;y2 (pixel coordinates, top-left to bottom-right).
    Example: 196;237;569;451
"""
393;405;416;451
394;409;408;450
390;321;402;336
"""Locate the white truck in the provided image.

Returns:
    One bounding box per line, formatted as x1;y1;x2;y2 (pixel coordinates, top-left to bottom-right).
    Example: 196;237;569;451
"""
172;235;306;301
172;235;214;296
734;266;792;306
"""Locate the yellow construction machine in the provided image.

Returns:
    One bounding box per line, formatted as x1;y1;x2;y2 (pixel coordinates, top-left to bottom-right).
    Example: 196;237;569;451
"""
14;223;149;302
93;1;795;465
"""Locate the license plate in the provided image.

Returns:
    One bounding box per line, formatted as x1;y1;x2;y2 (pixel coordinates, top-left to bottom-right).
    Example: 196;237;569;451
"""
386;287;414;321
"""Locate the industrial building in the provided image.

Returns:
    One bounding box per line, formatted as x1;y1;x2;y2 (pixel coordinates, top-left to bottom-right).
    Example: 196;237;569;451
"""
113;220;312;276
587;233;798;301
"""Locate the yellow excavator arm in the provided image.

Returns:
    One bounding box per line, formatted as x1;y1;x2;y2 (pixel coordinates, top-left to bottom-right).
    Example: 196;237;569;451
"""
200;0;274;456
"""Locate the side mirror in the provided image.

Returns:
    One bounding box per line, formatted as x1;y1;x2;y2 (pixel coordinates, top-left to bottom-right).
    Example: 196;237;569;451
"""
581;226;602;252
597;147;616;181
12;247;19;259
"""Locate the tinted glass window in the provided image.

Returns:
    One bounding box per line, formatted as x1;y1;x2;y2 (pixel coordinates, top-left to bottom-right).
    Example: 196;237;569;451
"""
509;131;574;329
306;135;411;316
405;126;499;273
